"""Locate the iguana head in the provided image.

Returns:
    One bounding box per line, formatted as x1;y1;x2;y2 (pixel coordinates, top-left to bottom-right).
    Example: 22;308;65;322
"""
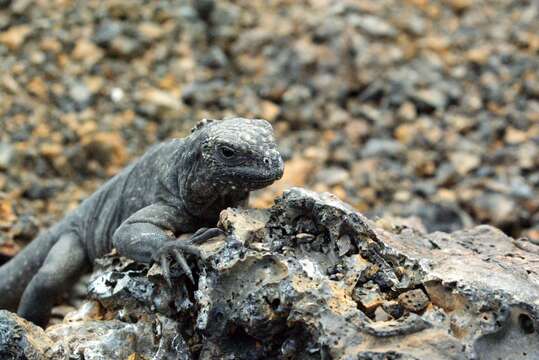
189;117;284;192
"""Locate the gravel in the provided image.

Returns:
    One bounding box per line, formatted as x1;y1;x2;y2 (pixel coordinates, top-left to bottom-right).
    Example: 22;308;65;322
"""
0;0;538;252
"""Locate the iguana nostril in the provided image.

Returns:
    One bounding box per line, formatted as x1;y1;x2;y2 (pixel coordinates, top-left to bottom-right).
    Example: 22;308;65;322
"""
263;157;271;166
274;156;284;179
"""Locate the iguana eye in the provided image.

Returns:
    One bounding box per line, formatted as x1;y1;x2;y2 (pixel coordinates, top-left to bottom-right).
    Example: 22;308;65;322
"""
220;145;235;159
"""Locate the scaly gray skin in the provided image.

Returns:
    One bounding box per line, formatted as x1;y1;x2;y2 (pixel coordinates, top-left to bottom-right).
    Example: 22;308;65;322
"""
0;118;284;328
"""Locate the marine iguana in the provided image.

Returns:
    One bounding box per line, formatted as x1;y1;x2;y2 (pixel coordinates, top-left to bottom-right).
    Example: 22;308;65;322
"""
0;117;284;327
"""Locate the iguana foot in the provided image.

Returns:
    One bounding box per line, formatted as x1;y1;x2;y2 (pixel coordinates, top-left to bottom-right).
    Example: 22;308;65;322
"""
153;227;224;286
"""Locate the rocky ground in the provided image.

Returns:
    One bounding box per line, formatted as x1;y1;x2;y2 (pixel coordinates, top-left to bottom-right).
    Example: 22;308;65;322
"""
1;188;538;359
1;0;538;262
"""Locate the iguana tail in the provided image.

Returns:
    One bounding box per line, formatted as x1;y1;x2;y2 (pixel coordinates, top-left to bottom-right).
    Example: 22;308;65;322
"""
0;224;61;311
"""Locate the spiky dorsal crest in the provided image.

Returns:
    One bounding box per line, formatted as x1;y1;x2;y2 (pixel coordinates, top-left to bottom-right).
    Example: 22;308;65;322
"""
191;118;217;133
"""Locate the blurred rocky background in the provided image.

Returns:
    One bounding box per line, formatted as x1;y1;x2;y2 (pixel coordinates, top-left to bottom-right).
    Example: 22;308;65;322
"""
1;0;539;260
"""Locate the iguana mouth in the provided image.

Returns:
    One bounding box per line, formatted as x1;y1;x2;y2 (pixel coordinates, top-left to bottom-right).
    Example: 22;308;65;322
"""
240;173;280;189
251;178;276;186
235;162;283;187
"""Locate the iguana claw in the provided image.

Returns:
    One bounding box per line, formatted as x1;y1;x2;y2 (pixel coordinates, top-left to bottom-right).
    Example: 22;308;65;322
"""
154;227;224;285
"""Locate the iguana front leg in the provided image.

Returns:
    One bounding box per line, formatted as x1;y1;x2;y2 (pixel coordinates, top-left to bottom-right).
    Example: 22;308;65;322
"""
112;203;222;284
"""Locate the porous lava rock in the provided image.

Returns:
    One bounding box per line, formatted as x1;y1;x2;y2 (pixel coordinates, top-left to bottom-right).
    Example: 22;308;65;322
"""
1;188;538;359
